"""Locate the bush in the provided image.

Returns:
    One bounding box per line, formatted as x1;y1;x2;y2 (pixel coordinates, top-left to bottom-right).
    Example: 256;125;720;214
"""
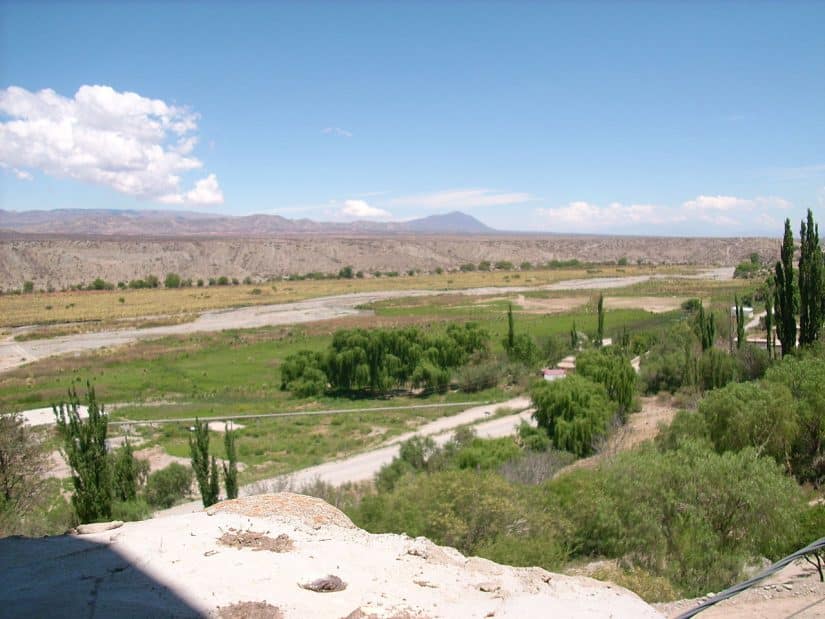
698;381;797;463
111;498;151;522
0;412;49;534
354;469;557;559
411;362;451;394
531;374;613;457
144;274;160;288
164;272;181;288
22;281;34;293
460;263;476;272
145;463;193;508
453;437;521;471
499;448;576;485
494;260;514;271
589;565;680;603
697;348;740;391
455;359;500;392
548;441;803;595
338;266;354;279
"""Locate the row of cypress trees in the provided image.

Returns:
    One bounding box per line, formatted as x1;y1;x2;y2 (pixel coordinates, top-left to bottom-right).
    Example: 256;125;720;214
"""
774;209;824;357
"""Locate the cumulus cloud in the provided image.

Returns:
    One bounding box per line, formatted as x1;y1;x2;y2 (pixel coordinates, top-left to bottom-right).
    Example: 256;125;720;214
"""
389;188;532;210
322;127;353;138
0;84;223;205
341;199;391;218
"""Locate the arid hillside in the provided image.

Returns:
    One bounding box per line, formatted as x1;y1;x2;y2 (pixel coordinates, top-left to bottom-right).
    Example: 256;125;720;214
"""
0;234;779;290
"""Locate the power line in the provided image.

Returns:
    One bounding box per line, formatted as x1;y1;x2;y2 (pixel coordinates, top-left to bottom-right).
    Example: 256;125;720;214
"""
675;537;825;618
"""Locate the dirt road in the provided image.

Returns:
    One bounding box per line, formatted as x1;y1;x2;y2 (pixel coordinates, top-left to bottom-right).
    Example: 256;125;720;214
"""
155;396;533;518
0;269;733;375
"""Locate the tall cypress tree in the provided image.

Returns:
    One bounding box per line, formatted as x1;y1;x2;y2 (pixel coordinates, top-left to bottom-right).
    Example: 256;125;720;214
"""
53;383;112;523
735;295;745;349
223;422;239;500
764;287;774;359
596;293;604;347
506;303;515;351
774;218;797;357
798;209;823;346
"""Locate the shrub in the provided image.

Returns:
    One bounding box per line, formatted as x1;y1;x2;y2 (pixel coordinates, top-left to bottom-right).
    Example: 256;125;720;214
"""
453;437;521;471
548;441;803;595
22;280;34;293
164;272;181;288
338;266;354;279
0;412;49;534
459;263;476;272
494;260;514;271
698;381;797;463
455;360;500;392
111;498;152;522
499;448;576;485
144;274;160;288
478;260;491;271
145;463;193;508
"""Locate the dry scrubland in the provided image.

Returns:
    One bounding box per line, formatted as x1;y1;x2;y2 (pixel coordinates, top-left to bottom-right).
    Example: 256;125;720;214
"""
1;265;672;328
0;233;779;291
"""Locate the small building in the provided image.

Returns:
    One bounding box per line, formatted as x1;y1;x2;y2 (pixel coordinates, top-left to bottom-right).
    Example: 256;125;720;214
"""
541;368;567;382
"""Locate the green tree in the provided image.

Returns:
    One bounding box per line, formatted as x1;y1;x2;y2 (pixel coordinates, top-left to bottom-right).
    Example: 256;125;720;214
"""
189;418;218;507
775;218;797;356
530;374;612;457
209;455;220;504
697;303;716;351
22;280;34;293
110;439;142;502
164;272;181;288
506;303;515;351
53;384;112;523
735;295;745;350
798;209;823;346
576;348;636;423
765;286;775;359
338;265;354;279
570;321;579;350
223;423;239;500
596;293;605;347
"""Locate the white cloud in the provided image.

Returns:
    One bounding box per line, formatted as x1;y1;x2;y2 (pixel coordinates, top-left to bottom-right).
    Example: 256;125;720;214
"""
537;201;673;230
682;194;791;211
0;84;223;205
389;188;532;210
682;195;750;211
322;127;353;138
341;199;391;218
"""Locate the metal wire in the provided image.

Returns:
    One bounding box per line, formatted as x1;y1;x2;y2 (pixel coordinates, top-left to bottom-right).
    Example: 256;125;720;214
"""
675;537;825;618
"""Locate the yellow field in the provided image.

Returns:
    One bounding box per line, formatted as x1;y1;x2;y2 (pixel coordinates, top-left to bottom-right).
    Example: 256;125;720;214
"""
0;265;695;329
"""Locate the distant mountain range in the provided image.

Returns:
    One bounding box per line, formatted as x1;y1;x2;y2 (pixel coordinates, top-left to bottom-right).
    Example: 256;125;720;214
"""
0;208;496;236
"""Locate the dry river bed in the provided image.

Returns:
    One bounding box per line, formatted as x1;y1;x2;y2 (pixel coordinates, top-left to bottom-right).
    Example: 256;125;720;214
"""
0;268;733;375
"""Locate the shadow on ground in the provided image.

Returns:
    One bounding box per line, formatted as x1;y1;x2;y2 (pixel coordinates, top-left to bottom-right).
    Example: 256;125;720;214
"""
0;532;203;618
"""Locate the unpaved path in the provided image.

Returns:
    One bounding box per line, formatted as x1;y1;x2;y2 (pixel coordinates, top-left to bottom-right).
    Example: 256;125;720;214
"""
155;396;533;518
0;269;733;375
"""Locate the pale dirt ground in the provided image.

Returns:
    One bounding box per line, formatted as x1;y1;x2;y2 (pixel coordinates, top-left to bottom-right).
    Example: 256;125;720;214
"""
511;294;689;314
0;493;662;618
0;268;733;378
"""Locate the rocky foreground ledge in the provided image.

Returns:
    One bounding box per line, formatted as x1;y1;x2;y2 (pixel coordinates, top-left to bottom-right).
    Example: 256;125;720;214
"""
0;493;661;618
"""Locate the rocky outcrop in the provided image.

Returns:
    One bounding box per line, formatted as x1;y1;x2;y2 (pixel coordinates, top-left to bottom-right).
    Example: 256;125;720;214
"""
0;494;662;618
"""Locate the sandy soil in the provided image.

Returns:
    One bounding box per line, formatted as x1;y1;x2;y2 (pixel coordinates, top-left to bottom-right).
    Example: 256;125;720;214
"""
513;294;688;314
0;493;662;618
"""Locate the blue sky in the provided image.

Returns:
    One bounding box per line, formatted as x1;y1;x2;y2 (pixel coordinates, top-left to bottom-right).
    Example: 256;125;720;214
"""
1;1;823;235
